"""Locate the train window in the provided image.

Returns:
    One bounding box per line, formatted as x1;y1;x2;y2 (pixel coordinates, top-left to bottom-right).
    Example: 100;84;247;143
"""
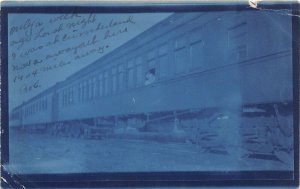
40;100;43;110
159;45;168;56
87;80;90;101
174;48;188;74
88;79;93;100
188;27;204;69
145;68;156;86
81;82;84;102
84;81;88;101
147;50;157;83
42;100;45;110
78;83;82;103
70;88;72;105
190;40;204;69
136;64;143;85
38;101;41;111
66;89;69;106
62;90;66;106
45;99;47;110
112;68;117;93
78;83;81;103
95;76;99;98
67;88;70;105
228;22;247;62
175;36;186;50
127;60;135;88
136;57;143;85
147;50;156;70
148;59;155;68
147;50;156;61
73;86;75;104
70;87;74;105
86;80;89;100
118;65;125;91
66;88;69;105
66;89;69;105
158;55;169;78
83;81;88;102
98;74;103;97
158;44;169;78
189;27;202;43
104;71;110;95
93;76;97;99
72;87;75;104
73;86;76;104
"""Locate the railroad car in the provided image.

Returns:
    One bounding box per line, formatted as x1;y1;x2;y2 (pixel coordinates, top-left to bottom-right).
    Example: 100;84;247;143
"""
10;11;294;158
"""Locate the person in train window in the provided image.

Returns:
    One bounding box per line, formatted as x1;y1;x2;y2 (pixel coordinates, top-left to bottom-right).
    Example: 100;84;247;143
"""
144;68;156;86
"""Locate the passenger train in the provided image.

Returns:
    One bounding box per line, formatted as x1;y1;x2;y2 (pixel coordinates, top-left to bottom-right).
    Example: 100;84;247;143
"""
10;11;294;158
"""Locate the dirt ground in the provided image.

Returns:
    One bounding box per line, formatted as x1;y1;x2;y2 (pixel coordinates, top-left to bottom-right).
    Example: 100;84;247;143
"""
5;131;293;174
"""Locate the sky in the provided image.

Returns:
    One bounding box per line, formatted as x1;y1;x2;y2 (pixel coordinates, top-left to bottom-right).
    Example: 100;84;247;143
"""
8;12;172;112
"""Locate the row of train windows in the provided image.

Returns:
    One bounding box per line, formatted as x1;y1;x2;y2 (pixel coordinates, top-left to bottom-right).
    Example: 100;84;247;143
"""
61;23;247;107
24;98;48;117
61;39;204;106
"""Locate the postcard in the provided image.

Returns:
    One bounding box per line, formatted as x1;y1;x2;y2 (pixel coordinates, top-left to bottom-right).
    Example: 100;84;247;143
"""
1;1;299;188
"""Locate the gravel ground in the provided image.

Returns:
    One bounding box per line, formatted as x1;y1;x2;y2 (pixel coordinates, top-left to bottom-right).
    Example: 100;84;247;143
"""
6;131;293;174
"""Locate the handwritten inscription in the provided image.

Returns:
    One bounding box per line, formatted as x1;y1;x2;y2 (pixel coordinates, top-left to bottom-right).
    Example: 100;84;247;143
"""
9;14;136;94
19;80;42;94
10;19;43;36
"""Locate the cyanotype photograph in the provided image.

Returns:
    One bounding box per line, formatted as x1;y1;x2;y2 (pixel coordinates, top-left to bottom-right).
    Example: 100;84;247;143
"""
1;3;299;187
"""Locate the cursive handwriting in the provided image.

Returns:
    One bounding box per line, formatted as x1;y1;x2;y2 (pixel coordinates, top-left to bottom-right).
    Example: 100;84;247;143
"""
104;27;128;40
12;59;43;71
10;19;43;36
9;14;136;95
19;80;41;94
45;34;99;59
39;60;72;72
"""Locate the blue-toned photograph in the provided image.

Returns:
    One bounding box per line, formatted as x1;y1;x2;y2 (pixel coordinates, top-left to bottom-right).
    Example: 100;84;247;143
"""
7;10;294;175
